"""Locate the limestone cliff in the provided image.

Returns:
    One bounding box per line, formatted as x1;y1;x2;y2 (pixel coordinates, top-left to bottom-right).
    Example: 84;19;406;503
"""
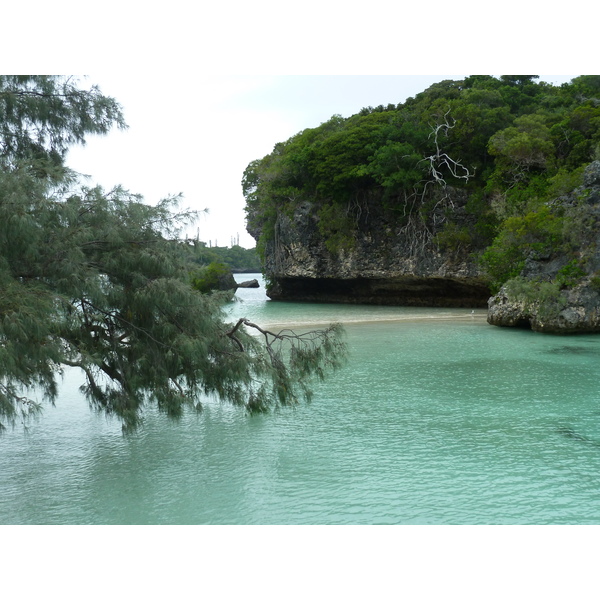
243;76;600;332
250;161;600;333
251;187;491;307
487;161;600;333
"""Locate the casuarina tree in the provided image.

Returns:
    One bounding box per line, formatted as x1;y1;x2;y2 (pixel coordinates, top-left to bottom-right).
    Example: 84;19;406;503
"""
0;76;347;432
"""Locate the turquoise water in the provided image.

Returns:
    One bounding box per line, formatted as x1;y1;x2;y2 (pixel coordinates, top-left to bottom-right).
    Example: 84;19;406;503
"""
1;274;600;524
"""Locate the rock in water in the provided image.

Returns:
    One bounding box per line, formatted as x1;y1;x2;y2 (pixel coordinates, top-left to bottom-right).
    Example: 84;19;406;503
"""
487;283;600;333
237;279;260;288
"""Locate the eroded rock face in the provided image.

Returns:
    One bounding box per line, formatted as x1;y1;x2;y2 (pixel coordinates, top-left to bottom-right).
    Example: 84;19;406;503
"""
252;162;600;330
583;160;600;187
258;190;491;307
488;283;600;333
487;161;600;334
268;274;489;307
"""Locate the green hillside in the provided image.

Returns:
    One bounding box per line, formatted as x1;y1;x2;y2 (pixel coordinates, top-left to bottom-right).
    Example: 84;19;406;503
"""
243;75;600;294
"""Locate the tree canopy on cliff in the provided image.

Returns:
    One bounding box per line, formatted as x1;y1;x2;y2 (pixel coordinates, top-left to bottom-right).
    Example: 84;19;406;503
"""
0;76;347;432
243;75;600;288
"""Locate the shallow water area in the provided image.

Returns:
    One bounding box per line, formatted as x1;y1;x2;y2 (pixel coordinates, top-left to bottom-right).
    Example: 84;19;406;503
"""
230;275;489;329
2;274;600;524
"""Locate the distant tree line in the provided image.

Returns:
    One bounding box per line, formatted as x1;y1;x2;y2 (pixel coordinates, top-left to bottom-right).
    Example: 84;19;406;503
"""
185;240;261;273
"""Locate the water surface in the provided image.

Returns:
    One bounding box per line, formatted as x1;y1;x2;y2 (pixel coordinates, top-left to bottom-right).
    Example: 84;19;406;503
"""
1;275;599;524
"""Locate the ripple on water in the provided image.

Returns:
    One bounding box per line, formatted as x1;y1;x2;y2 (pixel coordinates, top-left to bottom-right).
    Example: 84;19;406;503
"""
2;295;600;524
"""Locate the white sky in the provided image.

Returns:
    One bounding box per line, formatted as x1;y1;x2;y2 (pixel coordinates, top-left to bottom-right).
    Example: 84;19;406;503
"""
65;74;577;248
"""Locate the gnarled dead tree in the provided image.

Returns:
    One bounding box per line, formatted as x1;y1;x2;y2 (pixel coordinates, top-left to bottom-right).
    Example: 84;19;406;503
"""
397;109;474;257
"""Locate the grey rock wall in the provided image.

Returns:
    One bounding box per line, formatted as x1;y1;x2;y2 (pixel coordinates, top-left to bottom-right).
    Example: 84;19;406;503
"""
259;190;490;307
253;162;600;332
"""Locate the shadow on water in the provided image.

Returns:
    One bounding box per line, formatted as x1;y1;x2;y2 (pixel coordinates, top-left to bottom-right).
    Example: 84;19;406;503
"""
556;425;600;449
547;345;600;356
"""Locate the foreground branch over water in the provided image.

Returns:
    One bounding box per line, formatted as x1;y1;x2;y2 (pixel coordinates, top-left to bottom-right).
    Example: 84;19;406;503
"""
0;76;348;433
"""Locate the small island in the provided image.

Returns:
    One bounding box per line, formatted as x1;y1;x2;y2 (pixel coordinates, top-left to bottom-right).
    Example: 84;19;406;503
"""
243;75;600;333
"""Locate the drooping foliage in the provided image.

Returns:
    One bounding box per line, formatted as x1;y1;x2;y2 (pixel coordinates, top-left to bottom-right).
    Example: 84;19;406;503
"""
0;76;347;432
243;75;600;291
0;75;126;177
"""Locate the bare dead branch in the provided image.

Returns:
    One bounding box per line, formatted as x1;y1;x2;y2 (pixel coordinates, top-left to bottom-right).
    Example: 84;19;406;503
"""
226;317;247;352
393;108;474;258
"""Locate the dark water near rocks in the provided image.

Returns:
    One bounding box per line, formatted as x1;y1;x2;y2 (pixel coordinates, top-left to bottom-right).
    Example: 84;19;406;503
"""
2;275;600;524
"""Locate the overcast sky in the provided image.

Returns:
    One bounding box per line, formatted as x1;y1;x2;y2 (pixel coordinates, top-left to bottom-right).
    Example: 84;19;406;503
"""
65;74;578;248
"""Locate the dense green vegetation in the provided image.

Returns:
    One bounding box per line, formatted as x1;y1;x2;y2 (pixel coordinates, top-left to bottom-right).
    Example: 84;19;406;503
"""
183;241;261;294
189;259;236;294
0;76;346;432
243;75;600;289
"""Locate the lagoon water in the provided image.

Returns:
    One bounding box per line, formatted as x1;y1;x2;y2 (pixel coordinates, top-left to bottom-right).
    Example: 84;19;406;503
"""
2;274;600;525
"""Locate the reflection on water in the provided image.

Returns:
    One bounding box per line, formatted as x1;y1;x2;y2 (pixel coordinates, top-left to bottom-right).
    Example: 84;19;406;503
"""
1;274;600;524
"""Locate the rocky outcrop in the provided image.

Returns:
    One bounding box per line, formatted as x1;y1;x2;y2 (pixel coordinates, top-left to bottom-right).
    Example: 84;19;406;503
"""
488;161;600;333
251;161;600;331
487;282;600;333
236;279;260;288
212;270;237;291
255;187;491;307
